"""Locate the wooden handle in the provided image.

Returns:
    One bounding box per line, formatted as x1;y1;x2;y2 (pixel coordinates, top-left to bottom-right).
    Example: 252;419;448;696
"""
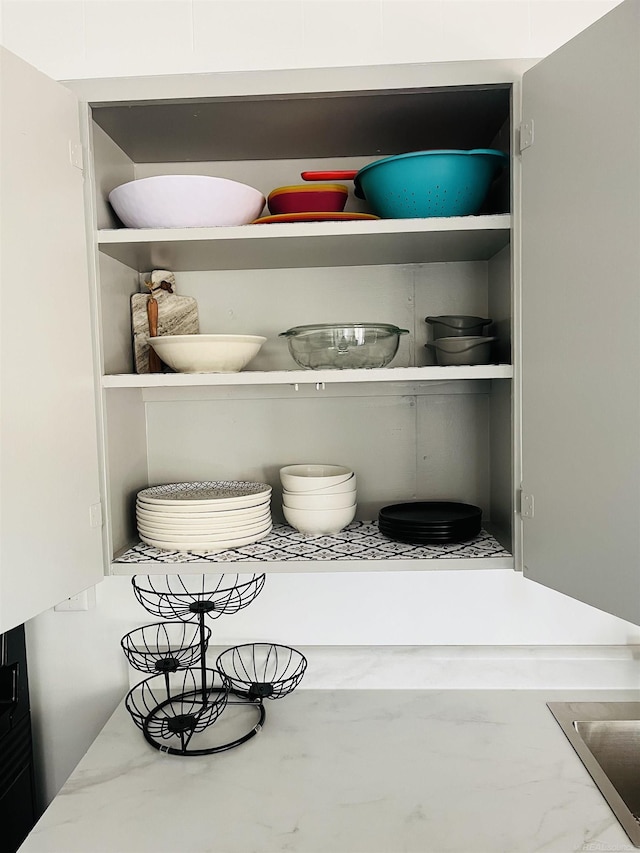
147;297;162;373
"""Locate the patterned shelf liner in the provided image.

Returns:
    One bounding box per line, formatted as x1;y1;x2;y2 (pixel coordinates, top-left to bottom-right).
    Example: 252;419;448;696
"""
115;521;510;564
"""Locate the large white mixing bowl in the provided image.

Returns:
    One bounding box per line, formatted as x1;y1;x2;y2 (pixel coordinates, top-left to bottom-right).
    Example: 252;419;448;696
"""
109;175;265;228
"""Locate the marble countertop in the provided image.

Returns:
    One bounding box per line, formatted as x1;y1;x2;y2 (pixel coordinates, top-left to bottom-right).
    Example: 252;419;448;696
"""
20;685;640;853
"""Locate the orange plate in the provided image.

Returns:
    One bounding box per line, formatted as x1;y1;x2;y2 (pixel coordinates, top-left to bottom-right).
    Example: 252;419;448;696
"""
252;212;380;224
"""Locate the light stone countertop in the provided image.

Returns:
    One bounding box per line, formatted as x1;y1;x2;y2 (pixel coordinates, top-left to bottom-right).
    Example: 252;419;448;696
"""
19;686;640;853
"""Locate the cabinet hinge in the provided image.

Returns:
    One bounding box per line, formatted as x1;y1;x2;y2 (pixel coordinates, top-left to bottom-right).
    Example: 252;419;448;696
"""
518;120;534;153
69;141;84;171
89;502;103;529
520;492;535;519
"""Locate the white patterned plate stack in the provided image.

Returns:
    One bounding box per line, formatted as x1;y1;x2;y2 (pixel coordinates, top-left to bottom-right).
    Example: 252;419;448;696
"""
136;481;272;552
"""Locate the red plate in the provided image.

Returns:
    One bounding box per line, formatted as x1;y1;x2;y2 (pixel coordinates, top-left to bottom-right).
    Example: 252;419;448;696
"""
252;212;379;224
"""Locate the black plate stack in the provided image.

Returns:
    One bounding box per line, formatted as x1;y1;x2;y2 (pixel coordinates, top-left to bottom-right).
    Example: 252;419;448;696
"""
378;501;482;544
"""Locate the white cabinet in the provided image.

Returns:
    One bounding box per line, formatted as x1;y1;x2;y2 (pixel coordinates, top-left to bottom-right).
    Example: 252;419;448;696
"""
77;62;518;580
1;0;638;630
520;0;640;625
0;48;104;633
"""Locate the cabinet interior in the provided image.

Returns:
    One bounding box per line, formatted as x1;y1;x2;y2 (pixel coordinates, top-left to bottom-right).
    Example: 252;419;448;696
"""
89;84;512;160
89;79;515;572
104;375;513;562
91;84;512;230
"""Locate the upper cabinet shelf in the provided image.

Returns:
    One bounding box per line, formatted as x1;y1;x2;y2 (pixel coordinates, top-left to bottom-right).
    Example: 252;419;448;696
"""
97;214;511;272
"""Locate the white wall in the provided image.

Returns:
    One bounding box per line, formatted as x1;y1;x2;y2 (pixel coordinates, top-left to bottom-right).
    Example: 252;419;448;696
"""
25;570;640;802
0;0;622;82
2;0;634;809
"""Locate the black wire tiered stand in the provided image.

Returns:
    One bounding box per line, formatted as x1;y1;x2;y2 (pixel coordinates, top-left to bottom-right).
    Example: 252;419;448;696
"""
122;574;307;756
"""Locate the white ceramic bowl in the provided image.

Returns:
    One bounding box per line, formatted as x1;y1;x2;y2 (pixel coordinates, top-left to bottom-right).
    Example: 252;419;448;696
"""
148;334;266;373
282;490;356;510
108;175;265;228
282;503;356;535
296;474;357;495
279;464;353;493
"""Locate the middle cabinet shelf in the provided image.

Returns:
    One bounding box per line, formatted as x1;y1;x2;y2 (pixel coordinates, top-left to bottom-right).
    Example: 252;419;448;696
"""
97;214;511;272
102;365;513;388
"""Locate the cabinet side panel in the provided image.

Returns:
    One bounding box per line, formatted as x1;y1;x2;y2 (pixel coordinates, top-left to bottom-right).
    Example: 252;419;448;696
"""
104;389;148;557
488;379;513;550
521;0;640;624
488;244;512;365
91;123;134;230
99;254;139;376
488;246;514;550
0;48;103;630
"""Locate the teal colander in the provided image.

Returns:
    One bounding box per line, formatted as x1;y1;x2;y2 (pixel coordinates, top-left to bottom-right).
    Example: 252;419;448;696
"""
353;148;508;219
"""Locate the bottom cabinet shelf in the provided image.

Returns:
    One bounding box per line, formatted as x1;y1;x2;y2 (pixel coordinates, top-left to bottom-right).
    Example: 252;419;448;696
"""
111;522;513;574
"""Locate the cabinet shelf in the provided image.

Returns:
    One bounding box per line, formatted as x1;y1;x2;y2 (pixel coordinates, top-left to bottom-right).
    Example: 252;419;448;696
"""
102;364;513;389
111;522;513;575
97;214;511;272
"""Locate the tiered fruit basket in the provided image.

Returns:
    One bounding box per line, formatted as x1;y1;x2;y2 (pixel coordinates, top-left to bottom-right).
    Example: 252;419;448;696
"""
122;574;307;756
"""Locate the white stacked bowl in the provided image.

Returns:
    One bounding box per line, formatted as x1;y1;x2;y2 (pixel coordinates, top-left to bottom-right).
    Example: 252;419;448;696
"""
280;464;356;535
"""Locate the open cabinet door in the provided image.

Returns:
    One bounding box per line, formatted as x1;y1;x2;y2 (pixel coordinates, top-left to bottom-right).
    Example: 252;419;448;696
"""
0;48;104;632
520;0;640;624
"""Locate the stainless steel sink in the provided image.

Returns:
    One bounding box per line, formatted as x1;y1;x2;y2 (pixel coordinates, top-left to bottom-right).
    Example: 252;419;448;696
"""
548;702;640;847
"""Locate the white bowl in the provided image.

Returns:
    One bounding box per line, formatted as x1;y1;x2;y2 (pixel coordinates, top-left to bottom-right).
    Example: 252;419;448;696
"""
148;334;266;373
282;490;356;510
296;474;357;495
282;504;356;535
108;175;265;228
279;464;353;493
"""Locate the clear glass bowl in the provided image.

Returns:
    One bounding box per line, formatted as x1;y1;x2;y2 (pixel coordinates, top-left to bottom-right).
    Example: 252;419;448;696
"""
279;323;409;370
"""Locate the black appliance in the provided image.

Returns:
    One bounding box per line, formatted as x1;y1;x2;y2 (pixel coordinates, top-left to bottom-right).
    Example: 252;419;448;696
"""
0;624;38;852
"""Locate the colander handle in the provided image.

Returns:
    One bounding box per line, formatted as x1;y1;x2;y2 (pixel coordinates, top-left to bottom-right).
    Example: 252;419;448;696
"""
468;149;510;172
301;170;358;182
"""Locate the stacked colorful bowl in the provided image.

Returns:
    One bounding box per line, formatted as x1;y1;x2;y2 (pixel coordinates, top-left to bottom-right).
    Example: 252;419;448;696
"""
267;184;349;216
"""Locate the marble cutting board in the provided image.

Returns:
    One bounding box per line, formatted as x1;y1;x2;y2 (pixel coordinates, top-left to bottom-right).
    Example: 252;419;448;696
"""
131;270;199;373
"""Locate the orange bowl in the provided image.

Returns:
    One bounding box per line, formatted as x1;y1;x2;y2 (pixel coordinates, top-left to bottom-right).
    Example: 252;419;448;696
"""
267;183;348;215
